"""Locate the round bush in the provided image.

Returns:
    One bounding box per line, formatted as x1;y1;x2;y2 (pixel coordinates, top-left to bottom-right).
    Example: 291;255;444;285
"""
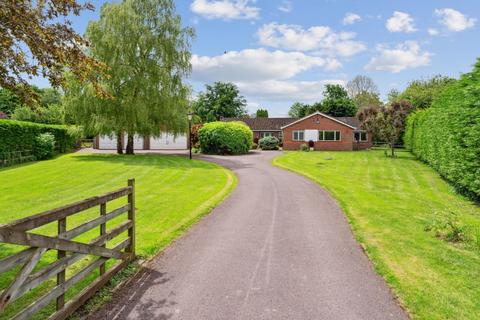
299;144;310;152
258;136;279;150
198;121;253;155
34;133;56;160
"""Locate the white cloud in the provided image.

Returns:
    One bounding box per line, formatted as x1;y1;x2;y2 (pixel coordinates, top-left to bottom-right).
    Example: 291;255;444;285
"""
191;48;340;82
343;13;362;25
190;0;260;20
236;80;345;102
257;23;366;57
278;1;292;13
386;11;417;33
365;41;431;73
434;8;476;32
428;28;439;36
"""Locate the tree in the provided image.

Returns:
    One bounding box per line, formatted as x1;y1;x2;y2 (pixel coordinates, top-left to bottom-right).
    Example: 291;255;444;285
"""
288;102;310;118
357;100;413;157
321;84;357;117
398;75;455;109
0;0;104;103
0;88;21;116
193;82;247;122
256;108;268;118
387;89;401;104
354;91;383;109
66;0;194;154
346;75;379;99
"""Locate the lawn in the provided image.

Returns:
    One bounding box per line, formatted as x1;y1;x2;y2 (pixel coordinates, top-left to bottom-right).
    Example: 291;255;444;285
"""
0;153;236;319
274;150;480;320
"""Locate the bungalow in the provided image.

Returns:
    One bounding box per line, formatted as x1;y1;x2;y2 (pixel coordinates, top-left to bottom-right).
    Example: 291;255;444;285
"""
93;133;187;150
224;112;371;151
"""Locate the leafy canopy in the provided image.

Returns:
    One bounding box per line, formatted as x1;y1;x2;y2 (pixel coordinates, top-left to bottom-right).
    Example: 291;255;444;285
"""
256;108;269;118
395;75;455;109
65;0;194;153
0;0;104;102
193;82;248;122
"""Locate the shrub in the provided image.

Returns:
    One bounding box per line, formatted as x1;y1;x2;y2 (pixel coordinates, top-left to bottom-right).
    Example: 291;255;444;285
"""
198;121;252;155
259;136;279;150
34;133;56;160
299;144;310;152
251;142;258;150
0;120;79;155
405;59;480;199
308;140;314;148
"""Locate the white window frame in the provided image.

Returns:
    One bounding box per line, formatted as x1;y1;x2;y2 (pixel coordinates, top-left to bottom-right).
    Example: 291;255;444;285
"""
319;130;341;141
260;132;273;138
292;130;304;141
353;131;368;142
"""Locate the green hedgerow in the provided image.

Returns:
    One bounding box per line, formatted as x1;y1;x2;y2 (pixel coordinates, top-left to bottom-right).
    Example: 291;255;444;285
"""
198;121;253;155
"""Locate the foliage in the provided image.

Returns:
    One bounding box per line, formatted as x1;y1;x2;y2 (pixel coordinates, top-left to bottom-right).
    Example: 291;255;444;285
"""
0;112;7;119
65;0;194;154
308;140;314;148
0;153;235;319
287;85;357;118
0;120;78;155
352;91;382;109
397;75;455;109
193;82;247;122
358;100;413;156
12;104;66;124
274;150;480;319
288;102;310;118
321;84;357;117
346;75;381;109
404;60;480;199
251;142;258;150
34;133;56;160
0;0;104;103
387;89;401;104
299;143;310;152
198;121;252;155
0;88;22;115
190;123;203;148
258;136;279;150
425;211;467;243
256;108;268;118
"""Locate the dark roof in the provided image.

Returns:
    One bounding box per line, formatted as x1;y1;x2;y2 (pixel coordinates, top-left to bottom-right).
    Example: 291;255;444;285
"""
222;117;297;131
223;115;361;130
335;117;360;129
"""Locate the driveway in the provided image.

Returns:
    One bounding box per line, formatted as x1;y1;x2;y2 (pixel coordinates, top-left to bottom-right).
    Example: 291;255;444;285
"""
89;151;408;320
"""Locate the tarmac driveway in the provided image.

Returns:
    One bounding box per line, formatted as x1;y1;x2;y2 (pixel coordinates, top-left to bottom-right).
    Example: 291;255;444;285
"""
89;151;408;320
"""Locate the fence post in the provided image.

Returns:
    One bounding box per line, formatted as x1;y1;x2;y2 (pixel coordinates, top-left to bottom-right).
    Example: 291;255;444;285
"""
127;179;136;258
99;202;107;275
56;217;67;311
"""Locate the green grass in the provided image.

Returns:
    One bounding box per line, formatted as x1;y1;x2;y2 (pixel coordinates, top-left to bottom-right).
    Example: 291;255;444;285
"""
274;150;480;320
0;153;236;319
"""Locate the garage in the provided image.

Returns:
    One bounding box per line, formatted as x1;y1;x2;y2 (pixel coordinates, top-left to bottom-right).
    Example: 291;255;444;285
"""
150;133;187;150
98;135;121;150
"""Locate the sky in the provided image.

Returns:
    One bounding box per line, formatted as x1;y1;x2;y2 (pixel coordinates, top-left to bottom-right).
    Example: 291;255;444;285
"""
33;0;480;116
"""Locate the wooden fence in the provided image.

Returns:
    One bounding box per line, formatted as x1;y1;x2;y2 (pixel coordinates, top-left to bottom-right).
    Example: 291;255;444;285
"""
0;179;136;320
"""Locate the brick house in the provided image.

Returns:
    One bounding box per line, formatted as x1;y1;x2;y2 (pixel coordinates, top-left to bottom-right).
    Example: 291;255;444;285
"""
224;112;371;151
281;112;372;151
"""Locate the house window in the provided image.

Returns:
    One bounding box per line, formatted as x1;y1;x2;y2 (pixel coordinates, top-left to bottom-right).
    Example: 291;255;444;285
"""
260;132;273;138
354;131;368;142
319;130;341;141
292;130;304;141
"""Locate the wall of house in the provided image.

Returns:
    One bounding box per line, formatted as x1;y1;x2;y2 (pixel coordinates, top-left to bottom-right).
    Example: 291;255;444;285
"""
282;114;356;151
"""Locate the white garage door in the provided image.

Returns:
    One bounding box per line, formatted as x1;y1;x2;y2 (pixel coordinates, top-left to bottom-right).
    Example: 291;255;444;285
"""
98;135;121;149
133;134;144;150
150;134;187;150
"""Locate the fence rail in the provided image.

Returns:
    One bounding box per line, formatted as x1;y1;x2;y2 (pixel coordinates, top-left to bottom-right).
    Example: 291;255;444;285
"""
0;150;35;168
0;179;136;320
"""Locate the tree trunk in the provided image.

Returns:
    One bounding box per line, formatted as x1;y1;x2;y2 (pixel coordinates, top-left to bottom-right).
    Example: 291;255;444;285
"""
125;134;134;155
116;132;123;154
391;142;395;157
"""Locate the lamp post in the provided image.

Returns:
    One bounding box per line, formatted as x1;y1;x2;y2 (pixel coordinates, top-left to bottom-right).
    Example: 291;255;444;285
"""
187;112;193;160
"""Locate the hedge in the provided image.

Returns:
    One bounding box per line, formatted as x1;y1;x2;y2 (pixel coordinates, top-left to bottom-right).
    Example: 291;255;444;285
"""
404;60;480;199
198;121;252;155
259;136;279;150
0;120;80;155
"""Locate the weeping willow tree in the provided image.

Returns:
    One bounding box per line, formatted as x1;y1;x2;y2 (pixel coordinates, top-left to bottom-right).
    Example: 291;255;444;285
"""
65;0;194;154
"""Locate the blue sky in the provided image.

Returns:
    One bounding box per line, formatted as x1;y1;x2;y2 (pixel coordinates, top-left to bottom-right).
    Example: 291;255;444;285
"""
34;0;479;116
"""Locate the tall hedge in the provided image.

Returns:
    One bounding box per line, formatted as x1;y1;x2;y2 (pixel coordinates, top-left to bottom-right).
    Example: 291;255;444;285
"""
405;60;480;198
198;121;252;155
0;120;80;154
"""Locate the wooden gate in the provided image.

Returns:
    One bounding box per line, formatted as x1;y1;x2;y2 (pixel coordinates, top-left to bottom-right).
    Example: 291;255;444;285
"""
0;179;136;320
